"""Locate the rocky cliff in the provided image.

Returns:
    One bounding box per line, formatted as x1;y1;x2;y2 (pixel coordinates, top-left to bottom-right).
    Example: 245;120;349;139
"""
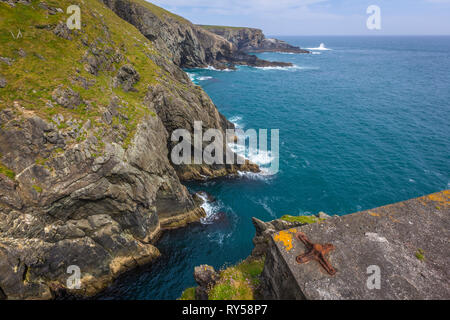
0;0;257;299
100;0;293;69
198;25;309;54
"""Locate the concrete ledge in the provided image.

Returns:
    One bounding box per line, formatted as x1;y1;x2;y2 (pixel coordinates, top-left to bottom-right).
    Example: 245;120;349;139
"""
262;190;450;299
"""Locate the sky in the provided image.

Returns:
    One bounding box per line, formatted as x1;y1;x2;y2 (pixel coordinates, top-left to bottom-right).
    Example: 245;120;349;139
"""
146;0;450;35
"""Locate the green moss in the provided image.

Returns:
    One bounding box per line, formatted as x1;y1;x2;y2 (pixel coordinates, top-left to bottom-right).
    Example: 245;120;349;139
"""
32;184;42;193
35;157;48;166
208;258;264;300
179;287;196;300
280;215;320;224
415;248;425;261
0;162;15;180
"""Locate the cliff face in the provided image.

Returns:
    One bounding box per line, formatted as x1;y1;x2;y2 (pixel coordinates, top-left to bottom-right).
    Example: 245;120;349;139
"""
0;0;255;299
198;25;309;54
100;0;293;69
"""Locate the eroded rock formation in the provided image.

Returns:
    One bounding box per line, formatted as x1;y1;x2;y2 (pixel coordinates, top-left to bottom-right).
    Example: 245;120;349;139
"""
198;26;310;54
100;0;294;69
0;0;257;299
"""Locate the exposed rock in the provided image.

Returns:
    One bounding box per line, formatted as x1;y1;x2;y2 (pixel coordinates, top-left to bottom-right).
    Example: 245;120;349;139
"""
0;0;31;7
51;86;83;109
113;64;140;92
317;211;331;219
0;76;6;88
38;2;60;15
0;0;261;300
199;26;309;54
53;21;72;40
250;216;326;258
70;75;95;89
17;48;26;57
100;0;294;69
194;265;220;300
0;56;14;66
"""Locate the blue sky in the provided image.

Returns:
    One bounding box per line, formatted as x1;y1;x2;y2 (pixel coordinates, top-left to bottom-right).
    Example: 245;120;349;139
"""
147;0;450;35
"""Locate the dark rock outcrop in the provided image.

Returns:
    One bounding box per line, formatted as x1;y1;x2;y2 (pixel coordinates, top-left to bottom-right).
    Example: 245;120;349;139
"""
100;0;294;69
0;0;258;300
112;64;140;92
198;26;309;54
0;76;6;88
193;265;220;300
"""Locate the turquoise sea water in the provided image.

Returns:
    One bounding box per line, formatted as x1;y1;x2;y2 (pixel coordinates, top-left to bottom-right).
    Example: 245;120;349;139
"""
99;36;450;299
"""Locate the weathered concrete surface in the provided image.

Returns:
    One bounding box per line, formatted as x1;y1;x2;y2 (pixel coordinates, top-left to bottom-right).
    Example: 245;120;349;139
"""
261;190;450;299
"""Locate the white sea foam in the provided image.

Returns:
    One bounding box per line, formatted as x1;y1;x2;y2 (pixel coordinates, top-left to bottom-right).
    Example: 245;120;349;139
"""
207;230;232;246
205;66;233;72
228;115;243;128
255;64;317;71
197;192;221;224
228;139;275;167
187;72;196;82
187;73;213;84
307;43;332;51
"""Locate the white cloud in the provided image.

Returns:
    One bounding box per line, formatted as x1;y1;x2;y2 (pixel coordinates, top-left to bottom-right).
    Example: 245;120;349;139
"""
150;0;329;15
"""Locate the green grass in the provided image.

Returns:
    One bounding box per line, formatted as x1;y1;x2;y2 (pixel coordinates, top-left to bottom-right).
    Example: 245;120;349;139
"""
0;0;164;150
179;287;196;300
0;161;15;180
280;215;320;224
415;248;425;261
208;258;264;300
32;184;42;193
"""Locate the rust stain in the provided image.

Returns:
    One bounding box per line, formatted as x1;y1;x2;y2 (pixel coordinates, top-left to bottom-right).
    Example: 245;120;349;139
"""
388;215;400;223
295;232;336;276
368;211;380;217
426;190;449;207
274;230;294;251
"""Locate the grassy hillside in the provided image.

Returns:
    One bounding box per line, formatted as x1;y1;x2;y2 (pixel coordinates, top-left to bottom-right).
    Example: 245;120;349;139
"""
0;0;166;149
129;0;189;23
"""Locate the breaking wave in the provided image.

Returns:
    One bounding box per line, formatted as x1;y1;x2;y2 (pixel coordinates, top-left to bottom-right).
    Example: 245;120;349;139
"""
307;43;332;51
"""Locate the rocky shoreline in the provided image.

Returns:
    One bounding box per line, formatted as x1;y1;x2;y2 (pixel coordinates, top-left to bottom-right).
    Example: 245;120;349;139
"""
181;212;331;300
101;0;300;70
0;0;304;300
183;191;450;300
198;26;310;54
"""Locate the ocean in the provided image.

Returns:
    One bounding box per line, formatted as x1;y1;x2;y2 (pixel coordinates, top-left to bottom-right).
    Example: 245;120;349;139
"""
99;36;450;299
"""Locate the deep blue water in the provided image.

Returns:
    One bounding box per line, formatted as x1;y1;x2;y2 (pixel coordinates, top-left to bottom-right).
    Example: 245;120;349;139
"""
100;36;450;299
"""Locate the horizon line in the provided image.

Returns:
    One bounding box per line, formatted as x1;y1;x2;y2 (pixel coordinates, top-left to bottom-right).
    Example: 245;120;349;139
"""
266;34;450;37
